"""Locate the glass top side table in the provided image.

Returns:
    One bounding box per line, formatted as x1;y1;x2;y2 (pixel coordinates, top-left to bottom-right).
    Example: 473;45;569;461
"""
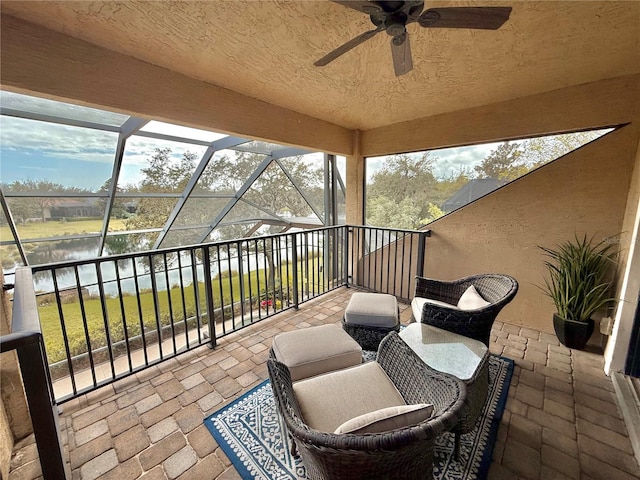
399;323;488;380
399;322;491;458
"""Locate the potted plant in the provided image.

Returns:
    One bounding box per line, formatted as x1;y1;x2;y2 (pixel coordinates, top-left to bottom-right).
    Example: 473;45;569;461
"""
539;234;618;350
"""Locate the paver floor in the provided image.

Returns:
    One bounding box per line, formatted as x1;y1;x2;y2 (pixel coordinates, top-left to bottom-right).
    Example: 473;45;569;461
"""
9;287;640;480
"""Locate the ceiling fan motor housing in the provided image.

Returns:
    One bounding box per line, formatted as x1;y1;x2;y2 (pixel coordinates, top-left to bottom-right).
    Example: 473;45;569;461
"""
384;13;408;36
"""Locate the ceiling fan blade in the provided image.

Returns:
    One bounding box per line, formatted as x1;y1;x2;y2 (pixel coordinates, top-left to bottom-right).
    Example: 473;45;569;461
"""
391;32;413;76
330;1;384;15
418;7;512;30
315;26;384;67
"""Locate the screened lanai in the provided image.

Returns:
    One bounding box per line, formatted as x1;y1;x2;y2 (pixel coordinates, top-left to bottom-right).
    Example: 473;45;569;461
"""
0;91;347;274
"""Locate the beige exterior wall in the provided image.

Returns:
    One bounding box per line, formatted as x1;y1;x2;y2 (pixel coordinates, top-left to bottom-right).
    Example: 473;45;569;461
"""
0;272;32;479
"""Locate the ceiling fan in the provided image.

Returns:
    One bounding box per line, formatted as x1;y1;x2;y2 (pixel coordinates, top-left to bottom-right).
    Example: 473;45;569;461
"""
315;1;512;76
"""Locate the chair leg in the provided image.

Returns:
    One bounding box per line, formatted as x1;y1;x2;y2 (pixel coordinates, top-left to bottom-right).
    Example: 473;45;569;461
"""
454;432;460;460
289;434;298;456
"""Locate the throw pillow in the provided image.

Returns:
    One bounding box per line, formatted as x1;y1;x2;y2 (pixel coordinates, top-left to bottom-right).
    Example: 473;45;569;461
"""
334;403;434;434
411;297;458;321
457;285;491;310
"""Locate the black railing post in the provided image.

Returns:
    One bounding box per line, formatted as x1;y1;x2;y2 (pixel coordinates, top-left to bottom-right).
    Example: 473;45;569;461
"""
202;247;217;348
291;234;299;309
1;267;69;479
416;230;430;278
236;241;246;322
344;226;350;287
17;339;70;479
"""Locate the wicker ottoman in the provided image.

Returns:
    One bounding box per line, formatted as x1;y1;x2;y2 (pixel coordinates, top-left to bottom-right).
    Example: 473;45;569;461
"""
342;292;400;351
270;324;362;381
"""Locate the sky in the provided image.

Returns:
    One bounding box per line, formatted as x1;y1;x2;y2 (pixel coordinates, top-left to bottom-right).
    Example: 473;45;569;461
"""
0;116;217;191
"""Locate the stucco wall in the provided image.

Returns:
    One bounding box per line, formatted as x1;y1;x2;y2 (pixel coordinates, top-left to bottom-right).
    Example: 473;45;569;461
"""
0;272;32;478
422;124;639;334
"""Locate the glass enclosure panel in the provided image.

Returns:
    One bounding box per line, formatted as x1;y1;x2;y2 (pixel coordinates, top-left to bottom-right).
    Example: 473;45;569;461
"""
242;162;321;224
0;204;16;241
211;222;254;242
114;196;180;230
276;153;325;219
366;128;613;229
24;237;101;266
194;149;256;193
172;196;231;228
220;199;281;224
336;156;346;183
234;140;287;155
0;245;23;274
1;116;118;192
104;232;159;255
0;91;130;126
139;120;227;143
160;228;211;249
117;135;208;189
6;197;107;239
1;90;338;267
336;185;346;225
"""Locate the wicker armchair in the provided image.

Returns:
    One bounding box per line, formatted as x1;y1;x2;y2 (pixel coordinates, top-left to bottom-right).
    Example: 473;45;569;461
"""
268;332;466;480
412;274;518;346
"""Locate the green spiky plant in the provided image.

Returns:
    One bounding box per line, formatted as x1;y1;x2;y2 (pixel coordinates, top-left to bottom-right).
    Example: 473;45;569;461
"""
539;234;618;322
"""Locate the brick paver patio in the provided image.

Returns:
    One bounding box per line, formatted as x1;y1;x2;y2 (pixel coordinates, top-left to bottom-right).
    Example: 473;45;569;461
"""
8;287;640;479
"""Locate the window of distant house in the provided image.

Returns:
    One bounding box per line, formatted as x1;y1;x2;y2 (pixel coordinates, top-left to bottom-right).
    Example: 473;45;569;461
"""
365;129;613;229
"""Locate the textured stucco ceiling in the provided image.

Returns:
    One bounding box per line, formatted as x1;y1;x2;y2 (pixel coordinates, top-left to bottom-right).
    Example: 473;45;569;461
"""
1;1;639;131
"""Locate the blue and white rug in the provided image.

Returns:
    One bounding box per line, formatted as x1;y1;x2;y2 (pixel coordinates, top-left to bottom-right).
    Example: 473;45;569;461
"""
205;355;513;480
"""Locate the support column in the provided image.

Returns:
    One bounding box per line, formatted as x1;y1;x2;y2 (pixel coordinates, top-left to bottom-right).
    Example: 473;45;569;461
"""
345;130;365;225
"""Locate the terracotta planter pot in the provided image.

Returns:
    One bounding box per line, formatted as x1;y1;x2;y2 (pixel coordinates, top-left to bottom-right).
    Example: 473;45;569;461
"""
553;313;594;350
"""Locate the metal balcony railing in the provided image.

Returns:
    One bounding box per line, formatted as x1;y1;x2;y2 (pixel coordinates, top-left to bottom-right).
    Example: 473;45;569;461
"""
0;267;70;479
12;225;428;403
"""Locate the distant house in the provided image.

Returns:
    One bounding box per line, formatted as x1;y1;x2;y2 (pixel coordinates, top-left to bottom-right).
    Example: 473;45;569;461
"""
442;178;508;213
43;198;102;220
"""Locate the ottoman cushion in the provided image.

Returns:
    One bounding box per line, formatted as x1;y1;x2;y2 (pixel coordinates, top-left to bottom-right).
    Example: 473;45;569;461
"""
344;292;399;328
272;324;362;381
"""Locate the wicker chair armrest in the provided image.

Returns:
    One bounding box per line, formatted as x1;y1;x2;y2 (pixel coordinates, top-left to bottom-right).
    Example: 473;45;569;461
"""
267;358;305;421
376;332;466;418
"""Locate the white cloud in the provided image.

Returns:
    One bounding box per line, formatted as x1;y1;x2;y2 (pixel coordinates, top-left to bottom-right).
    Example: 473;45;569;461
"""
0;116;118;164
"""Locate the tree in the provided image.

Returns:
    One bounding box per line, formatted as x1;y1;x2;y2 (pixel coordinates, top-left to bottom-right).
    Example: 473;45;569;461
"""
2;180;89;223
367;196;422;230
474;142;528;180
519;130;606;168
124;148;199;249
367;153;448;227
98;178;129;219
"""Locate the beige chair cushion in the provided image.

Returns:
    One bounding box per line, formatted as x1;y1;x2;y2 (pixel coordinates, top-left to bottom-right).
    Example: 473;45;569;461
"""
344;292;399;328
457;285;491;310
334;403;434;434
411;297;458;321
293;361;405;433
271;324;362;381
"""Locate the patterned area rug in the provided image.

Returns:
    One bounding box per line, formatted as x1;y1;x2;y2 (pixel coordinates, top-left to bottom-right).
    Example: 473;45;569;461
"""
205;355;513;480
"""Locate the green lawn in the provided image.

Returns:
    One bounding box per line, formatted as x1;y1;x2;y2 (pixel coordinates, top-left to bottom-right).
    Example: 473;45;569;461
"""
2;218;128;240
38;262;325;364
